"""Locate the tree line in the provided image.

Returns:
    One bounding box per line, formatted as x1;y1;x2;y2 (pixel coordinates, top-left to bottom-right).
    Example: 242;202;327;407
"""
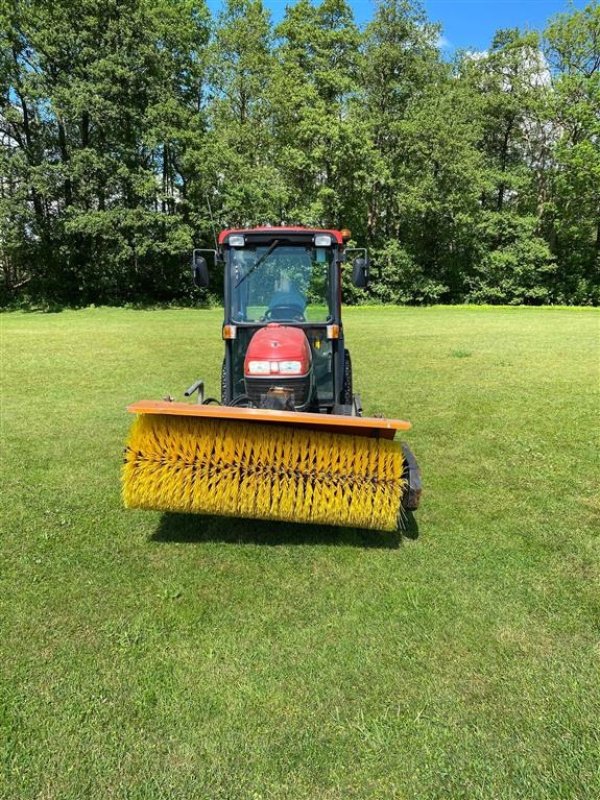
1;0;599;307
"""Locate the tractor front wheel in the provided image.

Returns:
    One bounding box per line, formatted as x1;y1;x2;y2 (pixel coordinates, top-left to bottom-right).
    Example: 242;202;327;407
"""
221;359;230;404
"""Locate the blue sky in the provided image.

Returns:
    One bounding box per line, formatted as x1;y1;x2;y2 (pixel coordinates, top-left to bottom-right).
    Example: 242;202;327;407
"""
420;0;588;53
208;0;590;52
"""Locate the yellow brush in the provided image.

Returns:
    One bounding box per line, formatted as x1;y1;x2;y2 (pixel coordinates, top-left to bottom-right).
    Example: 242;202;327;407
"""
122;413;406;531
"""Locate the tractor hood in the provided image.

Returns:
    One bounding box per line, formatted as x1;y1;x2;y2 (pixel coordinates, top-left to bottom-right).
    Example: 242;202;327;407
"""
244;324;312;377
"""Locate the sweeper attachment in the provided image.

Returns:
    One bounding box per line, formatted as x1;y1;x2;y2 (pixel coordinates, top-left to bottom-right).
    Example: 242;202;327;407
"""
122;227;421;531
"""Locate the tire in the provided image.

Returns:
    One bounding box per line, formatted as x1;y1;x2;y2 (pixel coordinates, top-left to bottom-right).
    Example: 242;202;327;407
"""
342;348;353;405
221;358;230;404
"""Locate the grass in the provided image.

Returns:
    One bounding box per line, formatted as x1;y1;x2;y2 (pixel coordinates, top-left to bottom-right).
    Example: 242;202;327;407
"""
1;305;599;799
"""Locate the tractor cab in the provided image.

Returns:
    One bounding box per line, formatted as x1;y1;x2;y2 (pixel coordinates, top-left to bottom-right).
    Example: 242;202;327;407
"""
194;227;369;414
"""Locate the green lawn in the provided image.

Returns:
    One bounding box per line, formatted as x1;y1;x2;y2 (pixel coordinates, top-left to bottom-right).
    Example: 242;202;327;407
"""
1;306;599;799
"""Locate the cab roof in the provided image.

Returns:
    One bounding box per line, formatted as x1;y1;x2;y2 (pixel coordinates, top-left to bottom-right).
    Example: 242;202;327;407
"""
218;226;344;245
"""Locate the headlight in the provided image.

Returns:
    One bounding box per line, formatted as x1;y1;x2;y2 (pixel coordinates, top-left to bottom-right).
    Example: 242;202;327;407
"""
278;361;302;374
314;234;332;247
247;360;270;375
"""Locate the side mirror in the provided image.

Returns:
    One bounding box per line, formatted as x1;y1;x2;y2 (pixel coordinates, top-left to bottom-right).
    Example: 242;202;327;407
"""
192;253;209;288
352;256;369;288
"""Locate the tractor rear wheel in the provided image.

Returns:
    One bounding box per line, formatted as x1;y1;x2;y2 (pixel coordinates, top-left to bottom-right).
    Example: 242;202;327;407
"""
342;349;353;405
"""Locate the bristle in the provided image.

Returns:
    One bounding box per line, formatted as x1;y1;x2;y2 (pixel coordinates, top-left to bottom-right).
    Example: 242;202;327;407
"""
122;414;406;531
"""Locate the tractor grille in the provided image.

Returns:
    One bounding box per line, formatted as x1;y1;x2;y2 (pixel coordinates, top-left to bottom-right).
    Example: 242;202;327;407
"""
245;376;311;409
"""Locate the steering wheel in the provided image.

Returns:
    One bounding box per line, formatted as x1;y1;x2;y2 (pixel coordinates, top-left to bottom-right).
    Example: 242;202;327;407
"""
264;305;306;322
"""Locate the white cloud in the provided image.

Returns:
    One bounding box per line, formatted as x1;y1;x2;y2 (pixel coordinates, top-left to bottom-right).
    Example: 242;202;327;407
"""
465;49;488;61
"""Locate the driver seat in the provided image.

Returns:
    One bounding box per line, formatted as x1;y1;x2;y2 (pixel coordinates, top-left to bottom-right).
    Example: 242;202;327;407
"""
266;288;306;321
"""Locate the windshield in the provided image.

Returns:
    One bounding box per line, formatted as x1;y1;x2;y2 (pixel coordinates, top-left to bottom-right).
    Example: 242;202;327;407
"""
228;243;333;323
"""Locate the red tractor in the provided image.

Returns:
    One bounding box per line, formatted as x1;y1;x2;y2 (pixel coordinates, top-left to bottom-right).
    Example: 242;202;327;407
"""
123;226;421;531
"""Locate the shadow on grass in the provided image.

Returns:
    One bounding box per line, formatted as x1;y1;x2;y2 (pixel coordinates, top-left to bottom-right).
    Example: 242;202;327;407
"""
152;511;419;549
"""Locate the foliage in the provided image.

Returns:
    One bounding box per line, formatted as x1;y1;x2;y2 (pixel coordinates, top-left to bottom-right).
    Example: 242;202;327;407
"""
1;0;599;306
543;3;600;303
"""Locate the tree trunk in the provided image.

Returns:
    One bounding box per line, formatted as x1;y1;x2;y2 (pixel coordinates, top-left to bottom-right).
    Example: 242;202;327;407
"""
57;118;73;206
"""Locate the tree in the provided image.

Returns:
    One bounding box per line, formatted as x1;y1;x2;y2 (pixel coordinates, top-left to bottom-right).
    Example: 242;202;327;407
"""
1;0;210;304
272;0;365;228
359;0;442;245
357;0;481;303
544;2;600;303
461;30;556;303
1;0;598;307
199;0;286;228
